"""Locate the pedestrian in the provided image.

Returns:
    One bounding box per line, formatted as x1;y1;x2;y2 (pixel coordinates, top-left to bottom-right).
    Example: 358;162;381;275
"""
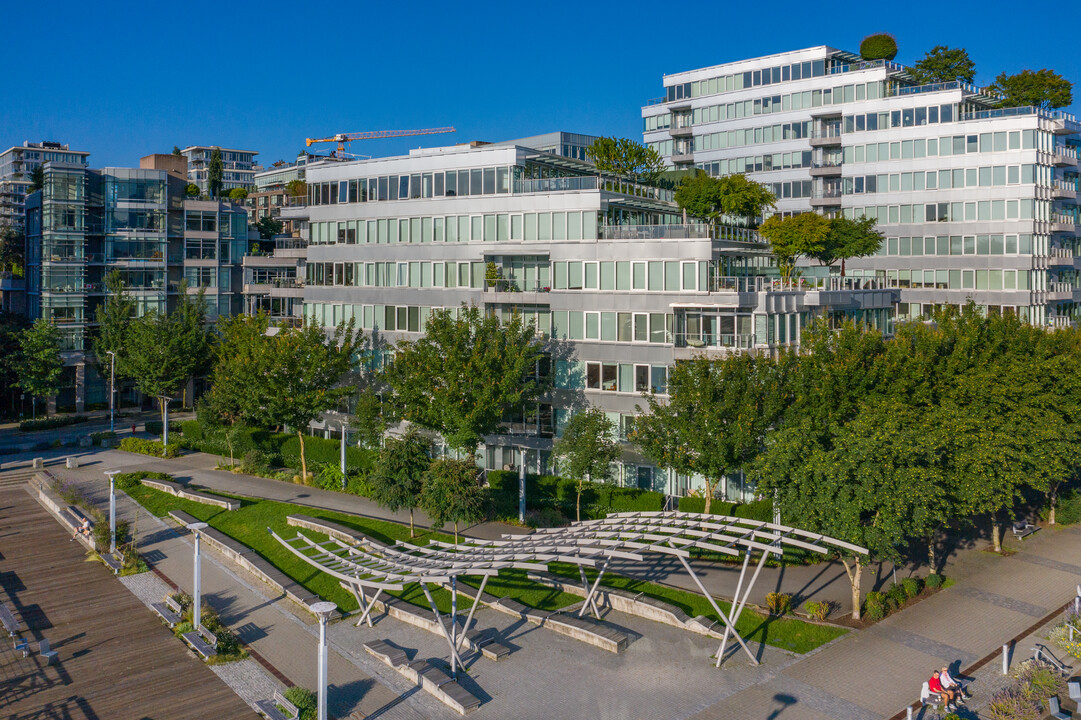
71;516;91;542
131;422;137;435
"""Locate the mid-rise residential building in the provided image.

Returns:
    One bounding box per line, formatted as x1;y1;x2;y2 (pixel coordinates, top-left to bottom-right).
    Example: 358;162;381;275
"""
241;235;306;325
24;162;248;410
249;152;341;235
643;46;1081;326
180;145;259;195
283;135;895;499
0;141;90;232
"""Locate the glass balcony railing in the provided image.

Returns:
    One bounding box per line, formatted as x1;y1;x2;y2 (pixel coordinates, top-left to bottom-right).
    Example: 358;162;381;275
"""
674;332;755;350
513;177;598;194
896;80;983;97
601;223;710;240
710;276;889;293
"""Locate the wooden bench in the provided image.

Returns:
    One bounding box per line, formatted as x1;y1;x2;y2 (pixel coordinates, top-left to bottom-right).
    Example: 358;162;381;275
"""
0;603;19;637
1013;521;1040;540
255;690;298;720
364;639;409;668
181;623;218;659
151;595;183;628
100;551;122;574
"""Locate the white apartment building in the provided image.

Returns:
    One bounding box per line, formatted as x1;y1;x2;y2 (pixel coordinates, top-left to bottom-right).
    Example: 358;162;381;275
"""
283;136;895;499
643;46;1081;326
181;145;260;195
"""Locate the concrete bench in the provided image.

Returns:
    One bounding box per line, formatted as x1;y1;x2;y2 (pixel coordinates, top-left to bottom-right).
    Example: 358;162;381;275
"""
151;595;183;628
100;552;122;574
546;612;630;653
255;690;298;720
287;514;367;545
364;639;409;667
0;603;19;637
146;479;239;510
181;623;218;659
464;629;511;661
405;660;481;715
38;638;58;665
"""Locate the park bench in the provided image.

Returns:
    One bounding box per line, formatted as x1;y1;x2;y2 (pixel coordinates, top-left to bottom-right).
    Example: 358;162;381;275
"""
920;680;943;711
255;690;299;720
1034;644;1070;674
65;505;94;537
38;638;58;665
464;628;512;661
1012;520;1039;540
1050;696;1071;720
181;623;218;659
364;639;409;668
151;595;183;628
0;602;19;637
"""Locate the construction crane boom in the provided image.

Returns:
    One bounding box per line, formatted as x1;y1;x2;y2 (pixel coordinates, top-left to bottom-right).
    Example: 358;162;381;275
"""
305;127;456;155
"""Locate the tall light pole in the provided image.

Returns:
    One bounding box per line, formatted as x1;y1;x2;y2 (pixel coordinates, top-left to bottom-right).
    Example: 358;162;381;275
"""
518;447;528;524
106;351;116;434
159;394;173;456
188;522;209;628
105;470;119;554
339;420;348;489
311;601;337;720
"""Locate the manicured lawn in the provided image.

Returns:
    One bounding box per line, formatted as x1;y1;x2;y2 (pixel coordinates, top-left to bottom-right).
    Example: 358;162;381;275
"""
125;482;844;653
547;562;847;654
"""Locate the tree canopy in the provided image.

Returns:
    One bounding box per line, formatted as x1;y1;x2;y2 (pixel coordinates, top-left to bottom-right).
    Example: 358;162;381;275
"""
0;226;24;273
811;216;884;275
285;179;306;198
758;213;830;281
15;318;63;417
369;430;430;536
228;187;249;200
585;137;665;184
29;166;44;193
421;457;484;544
674;172;776;229
185;183;200;197
255;216;284;240
208;148;224;198
553;408;620;521
909;46;976;84
859;33;898;61
990;69;1073;109
383;305;547;455
203;311;274;426
92;270;136;377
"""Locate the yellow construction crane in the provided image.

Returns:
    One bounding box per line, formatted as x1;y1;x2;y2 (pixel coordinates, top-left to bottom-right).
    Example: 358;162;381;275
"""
305;127;457;155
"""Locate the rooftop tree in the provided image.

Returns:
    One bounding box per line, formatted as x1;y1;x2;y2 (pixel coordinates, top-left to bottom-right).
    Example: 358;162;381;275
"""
990;69;1073;109
383;305;547;458
585;137;666;185
553;408;621;521
208;148;224;198
812;216;884;276
859;33;898;61
674;172;776;230
0;226;24;273
758;213;830;282
256;216;284;240
910;46;976;84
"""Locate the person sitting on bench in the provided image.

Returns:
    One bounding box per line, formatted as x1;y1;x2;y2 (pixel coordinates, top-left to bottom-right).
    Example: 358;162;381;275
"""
71;517;90;542
929;670;960;711
940;666;970;700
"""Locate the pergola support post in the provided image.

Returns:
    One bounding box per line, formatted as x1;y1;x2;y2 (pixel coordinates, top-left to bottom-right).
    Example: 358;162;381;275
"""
349;584;383;628
716;549;770;664
675;553;759;667
420;583;464;673
457;574;489;649
577;558;611;619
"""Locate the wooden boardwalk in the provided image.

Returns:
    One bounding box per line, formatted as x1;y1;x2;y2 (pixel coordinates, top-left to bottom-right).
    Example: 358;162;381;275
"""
0;483;255;719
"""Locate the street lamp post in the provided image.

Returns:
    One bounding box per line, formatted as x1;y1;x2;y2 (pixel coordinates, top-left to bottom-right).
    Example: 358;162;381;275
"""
160;395;173;456
311;601;337;720
106;351;116;434
105;470;119;554
188;522;209;628
339;420;348;489
518;447;528;524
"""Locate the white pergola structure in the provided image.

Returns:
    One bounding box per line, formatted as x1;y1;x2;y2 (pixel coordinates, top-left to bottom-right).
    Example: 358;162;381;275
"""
271;511;866;668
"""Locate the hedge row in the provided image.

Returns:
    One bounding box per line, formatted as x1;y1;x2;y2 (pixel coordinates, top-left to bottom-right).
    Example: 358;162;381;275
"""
20;415;89;432
179;419;375;473
677;496;774;522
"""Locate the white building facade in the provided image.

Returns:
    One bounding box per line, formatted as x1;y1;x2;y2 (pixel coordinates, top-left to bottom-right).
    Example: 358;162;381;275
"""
643;46;1081;326
181;146;260;195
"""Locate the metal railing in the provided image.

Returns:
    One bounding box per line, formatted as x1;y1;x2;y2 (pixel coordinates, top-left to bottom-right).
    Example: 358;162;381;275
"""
674;333;755;350
828;59;903;75
282;195;307;207
484;279;550;293
810;127;843;139
811;160;843;168
714;225;765;243
896;80;983;97
710;276;889;293
275;236;308;249
600;177;675;202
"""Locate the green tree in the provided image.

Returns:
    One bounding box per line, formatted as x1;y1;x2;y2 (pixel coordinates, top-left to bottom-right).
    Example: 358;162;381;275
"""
990;69;1073;109
172;146;183;157
204;312;273;426
421;457;484;544
351;385;392;450
208;148;224;198
553;408;620;521
585;137;666;184
92;270;136;380
369;430;430;537
812;216;884;275
674;171;725;228
0;312;29;417
910;46;976;84
29;165;44;193
633;354;788;513
255;216;284;240
383;305;547;456
285;179;307;198
758;213;830;282
0;226;24;273
717;174;776;227
185;183;200;197
261;319;362;482
228;187;249;201
859;33;898;61
16;318;63;418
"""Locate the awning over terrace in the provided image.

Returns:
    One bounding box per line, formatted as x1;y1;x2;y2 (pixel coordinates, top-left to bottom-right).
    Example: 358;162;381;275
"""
271;511;866;669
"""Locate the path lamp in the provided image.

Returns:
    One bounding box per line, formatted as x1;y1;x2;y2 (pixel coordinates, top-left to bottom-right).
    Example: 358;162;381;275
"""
106;351;116;434
188;522;209;628
105;470;120;554
518;447;528;524
311;601;337;720
339;420;348;489
159;395;173;456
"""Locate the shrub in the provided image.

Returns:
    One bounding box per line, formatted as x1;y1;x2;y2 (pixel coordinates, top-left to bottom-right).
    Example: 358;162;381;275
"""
677;496;739;515
885;584;907;610
93;519;130;554
901;576;921;599
174;621;194;637
180;419;203;441
859;33;898;61
765;592;791;615
987;687;1041;720
118;437;181;458
734;499;774;523
19;415;88;432
315;463;345;491
90;431;117;446
925;573;944;589
1046;488;1081;526
345;472;373;497
524;506;566;528
803;600;832;621
284;687;317;720
145;420;180;436
864;591;887;621
213;626;242;657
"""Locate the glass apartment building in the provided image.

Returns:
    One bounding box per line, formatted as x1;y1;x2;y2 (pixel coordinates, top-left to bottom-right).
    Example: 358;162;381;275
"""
643;46;1081;326
283;135;895;498
24;163;248;411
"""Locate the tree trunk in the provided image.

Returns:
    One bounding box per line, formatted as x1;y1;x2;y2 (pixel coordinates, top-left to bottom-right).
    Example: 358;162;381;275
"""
840;257;846;277
927;537;936;575
454;521;459;546
576;486;582;523
703;480;716;514
297;430;308;484
991;521;1002;553
409;508;415;538
1049;488;1058;526
841;556;863;621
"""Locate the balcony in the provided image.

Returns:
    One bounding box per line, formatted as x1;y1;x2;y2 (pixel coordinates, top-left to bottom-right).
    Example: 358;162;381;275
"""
513;176;598;194
601;223;710;240
1052;146;1079;167
1053;180;1078;199
669;125;693;138
1047;281;1076;301
809;162;843;178
810;190;842;208
710;275;889;293
1047;247;1076;266
809;129;842;147
1050;214;1079;233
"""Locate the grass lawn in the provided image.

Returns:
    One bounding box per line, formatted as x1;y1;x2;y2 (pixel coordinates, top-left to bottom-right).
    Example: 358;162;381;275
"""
547;562;847;654
125;482;844;653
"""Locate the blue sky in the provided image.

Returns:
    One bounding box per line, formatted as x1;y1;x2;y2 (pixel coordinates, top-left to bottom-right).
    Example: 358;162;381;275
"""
2;0;1078;168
